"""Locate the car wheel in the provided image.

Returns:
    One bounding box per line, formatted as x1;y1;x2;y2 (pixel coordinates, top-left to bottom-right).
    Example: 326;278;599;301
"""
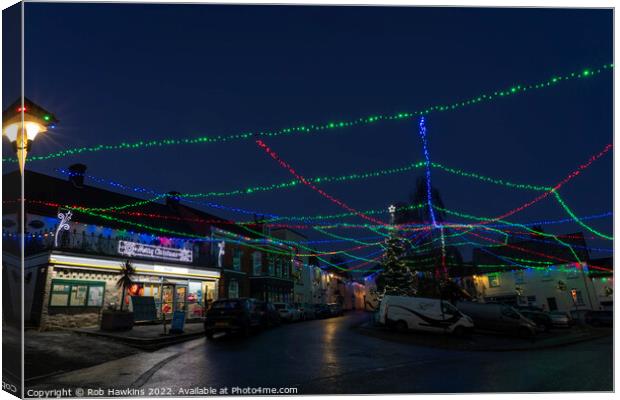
394;320;408;333
518;327;533;339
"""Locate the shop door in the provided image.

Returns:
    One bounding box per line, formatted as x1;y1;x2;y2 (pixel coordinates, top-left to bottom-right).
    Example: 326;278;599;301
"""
161;284;175;316
175;285;187;312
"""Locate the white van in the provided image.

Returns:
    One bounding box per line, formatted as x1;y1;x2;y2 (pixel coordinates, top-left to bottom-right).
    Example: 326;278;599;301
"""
378;295;474;335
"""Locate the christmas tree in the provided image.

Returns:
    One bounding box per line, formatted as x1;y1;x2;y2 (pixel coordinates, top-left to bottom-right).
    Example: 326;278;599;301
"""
376;229;417;298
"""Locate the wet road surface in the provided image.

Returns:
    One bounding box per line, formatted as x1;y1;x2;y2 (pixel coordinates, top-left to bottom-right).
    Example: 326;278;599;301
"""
34;311;612;394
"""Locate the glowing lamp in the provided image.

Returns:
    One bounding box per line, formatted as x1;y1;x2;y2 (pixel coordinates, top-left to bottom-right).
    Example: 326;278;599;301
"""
2;98;58;174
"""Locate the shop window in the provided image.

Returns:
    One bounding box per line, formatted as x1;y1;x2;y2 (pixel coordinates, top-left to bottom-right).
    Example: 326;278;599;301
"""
233;249;242;271
49;279;105;307
253;252;262;276
50;283;71;306
488;274;501;287
187;281;204;318
87;286;105;306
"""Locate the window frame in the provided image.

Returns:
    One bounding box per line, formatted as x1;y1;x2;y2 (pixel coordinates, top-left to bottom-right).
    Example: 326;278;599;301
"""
488;274;501;287
49;279;106;308
232;248;242;271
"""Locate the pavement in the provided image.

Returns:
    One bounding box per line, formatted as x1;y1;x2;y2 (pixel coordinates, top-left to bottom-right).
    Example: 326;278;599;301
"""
27;311;613;395
72;321;205;350
23;329;143;382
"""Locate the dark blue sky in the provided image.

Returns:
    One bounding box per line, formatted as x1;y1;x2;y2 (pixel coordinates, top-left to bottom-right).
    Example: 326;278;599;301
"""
6;4;613;260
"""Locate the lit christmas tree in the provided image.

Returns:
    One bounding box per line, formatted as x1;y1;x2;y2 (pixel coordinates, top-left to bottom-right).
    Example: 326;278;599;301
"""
375;205;417;298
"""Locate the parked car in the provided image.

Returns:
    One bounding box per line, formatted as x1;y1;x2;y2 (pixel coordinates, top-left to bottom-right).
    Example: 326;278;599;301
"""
516;305;544;312
298;303;316;320
549;311;574;328
273;303;302;322
380;296;474;336
569;309;590;324
204;298;262;339
256;301;281;328
456;301;537;338
584;310;612;327
519;310;553;332
327;303;344;317
314;303;332;319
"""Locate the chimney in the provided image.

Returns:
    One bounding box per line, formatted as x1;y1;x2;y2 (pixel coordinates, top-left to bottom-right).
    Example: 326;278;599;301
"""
68;164;87;188
166;191;181;208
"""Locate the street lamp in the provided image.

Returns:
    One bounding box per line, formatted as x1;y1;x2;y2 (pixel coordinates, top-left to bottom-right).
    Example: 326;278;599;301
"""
2;98;57;174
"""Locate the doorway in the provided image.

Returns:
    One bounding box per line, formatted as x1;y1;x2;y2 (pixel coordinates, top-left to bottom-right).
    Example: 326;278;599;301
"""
547;297;558;311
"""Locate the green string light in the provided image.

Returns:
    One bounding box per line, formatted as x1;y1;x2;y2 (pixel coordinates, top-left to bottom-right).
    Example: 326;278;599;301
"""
433;206;582;264
5;63;612;163
77;157;550;212
553;191;613;240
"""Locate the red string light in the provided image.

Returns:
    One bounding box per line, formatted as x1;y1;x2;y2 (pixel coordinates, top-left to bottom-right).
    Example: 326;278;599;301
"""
255;139;391;227
478;144;612;225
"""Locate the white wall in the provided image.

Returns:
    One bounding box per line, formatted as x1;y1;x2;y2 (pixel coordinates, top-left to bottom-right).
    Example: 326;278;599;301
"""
471;263;599;312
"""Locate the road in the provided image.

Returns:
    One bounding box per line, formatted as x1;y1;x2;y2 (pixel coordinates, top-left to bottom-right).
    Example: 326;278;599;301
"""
32;311;613;395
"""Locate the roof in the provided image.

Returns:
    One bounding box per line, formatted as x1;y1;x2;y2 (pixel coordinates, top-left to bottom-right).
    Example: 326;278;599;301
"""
3;169;262;239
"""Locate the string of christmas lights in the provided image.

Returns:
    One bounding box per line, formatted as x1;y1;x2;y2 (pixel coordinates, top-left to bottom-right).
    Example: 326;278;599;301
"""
553;191;613;240
255;138;391;227
6;63;611;163
473;144;613;232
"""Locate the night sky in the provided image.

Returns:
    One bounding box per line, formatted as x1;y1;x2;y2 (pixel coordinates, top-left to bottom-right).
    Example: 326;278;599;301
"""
4;4;613;262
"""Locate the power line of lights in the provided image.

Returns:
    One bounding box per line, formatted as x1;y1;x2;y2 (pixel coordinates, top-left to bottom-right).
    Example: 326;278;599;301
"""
4;63;612;163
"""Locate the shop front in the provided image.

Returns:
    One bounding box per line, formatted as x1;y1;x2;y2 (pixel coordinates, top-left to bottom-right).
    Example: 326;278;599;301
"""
39;252;220;330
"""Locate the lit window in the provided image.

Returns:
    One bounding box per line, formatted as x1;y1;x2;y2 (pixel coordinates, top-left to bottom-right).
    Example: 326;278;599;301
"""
228;280;239;298
488;274;501;287
233;249;242;271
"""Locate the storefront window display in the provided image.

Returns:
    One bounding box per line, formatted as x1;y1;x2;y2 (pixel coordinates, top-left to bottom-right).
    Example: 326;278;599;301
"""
49;279;106;308
187;281;204;318
161;285;174;315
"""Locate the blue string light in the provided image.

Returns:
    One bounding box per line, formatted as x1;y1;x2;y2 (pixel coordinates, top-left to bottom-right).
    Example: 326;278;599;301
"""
418;116;439;228
56;168;280;218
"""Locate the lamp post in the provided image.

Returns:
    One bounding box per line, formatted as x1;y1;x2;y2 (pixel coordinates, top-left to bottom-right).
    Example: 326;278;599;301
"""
2;98;57;174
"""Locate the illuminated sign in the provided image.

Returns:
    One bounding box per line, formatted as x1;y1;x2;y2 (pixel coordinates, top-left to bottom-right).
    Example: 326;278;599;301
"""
117;240;193;262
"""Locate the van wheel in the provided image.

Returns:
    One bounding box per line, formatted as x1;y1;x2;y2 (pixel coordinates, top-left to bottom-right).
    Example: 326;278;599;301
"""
394;320;408;333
